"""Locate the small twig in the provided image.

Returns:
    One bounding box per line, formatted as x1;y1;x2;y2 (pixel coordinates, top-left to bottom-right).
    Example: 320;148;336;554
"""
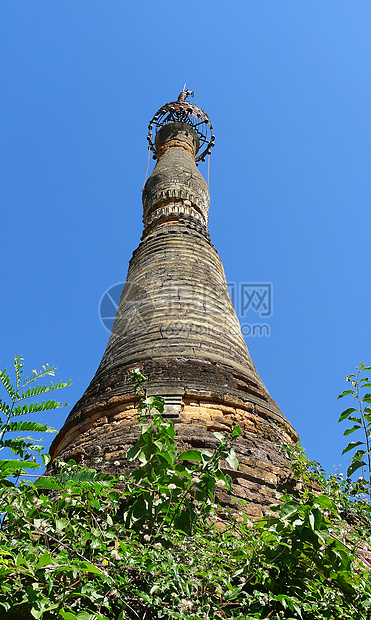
120;599;141;620
15;473;51;477
98;588;114;613
330;531;371;569
21;517;103;570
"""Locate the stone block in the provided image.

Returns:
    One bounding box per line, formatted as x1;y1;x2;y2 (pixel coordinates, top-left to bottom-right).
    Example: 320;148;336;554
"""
200;401;236;415
183;398;199;406
111;410;139;423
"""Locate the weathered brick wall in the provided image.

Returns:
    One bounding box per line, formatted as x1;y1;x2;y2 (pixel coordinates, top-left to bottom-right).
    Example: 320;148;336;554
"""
50;120;298;518
50;383;296;518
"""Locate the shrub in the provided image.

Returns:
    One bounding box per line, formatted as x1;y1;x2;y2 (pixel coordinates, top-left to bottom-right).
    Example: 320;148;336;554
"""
0;363;370;619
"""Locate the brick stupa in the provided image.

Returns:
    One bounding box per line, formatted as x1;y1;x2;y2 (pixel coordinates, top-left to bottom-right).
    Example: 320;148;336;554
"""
50;91;297;517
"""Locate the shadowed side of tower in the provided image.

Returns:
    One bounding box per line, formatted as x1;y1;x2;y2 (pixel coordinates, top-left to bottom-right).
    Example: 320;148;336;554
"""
50;92;297;517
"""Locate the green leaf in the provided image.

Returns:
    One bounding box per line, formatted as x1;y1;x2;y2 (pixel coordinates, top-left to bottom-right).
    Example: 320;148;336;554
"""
32;602;59;620
0;398;11;415
308;511;315;530
362;393;371;404
55;518;68;532
55;469;116;489
0;459;40;471
231;424;242;437
21;364;57;387
313;495;336;510
353;448;367;460
33;477;62;490
17;379;71;401
173;509;191;534
226;449;239;470
126;444;142;461
79;561;104;576
0;369;16;400
13;399;66;416
5;420;57;433
14;355;24;392
59;612;77;620
36;551;52;570
41;453;51;466
337;407;358;422
178;449;202;462
347;459;367;477
143;396;165;413
342;441;365;455
1;437;43;457
343;425;362;436
92;498;101;510
280;500;301;518
338;390;355;399
348;415;362;424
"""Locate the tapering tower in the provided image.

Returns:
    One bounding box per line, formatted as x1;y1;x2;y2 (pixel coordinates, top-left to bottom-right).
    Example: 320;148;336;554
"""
50;91;297;516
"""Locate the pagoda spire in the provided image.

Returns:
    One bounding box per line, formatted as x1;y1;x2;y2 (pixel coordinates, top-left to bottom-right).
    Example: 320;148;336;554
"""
50;92;297;517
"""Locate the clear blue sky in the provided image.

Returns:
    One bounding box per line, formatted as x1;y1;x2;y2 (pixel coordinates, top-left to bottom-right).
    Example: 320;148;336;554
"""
1;1;371;476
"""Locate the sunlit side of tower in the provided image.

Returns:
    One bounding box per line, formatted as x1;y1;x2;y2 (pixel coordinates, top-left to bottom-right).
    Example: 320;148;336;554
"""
50;91;297;517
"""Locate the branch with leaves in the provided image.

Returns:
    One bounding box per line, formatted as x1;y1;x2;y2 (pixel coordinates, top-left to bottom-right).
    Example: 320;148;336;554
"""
338;362;371;499
0;355;70;479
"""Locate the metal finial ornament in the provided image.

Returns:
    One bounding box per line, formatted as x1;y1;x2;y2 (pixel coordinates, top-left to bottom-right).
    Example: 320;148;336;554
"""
147;90;215;164
177;87;194;102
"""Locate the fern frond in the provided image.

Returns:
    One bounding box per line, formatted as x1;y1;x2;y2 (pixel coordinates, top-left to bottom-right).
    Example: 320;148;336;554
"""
2;421;57;434
14;355;24;393
0;459;41;472
57;469;116;489
0;369;16;400
21;364;57;388
0;437;42;455
0;399;11;416
33;477;63;490
13;399;68;417
33;469;116;492
16;379;71;402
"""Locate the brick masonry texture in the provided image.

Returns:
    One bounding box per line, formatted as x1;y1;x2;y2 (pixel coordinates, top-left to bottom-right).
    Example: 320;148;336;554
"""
49;119;298;517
